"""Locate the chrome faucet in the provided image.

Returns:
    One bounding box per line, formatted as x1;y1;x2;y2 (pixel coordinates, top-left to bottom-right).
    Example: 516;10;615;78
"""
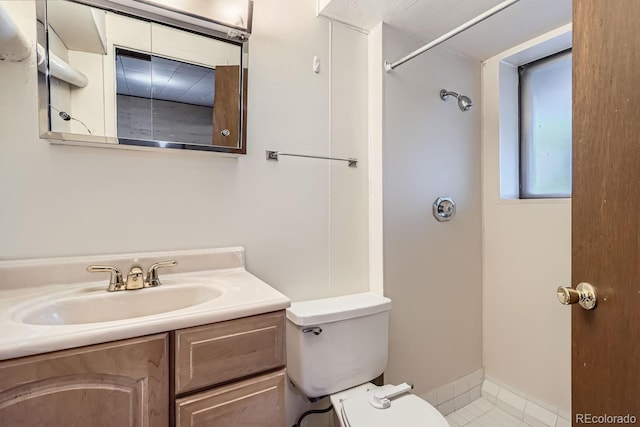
87;260;177;292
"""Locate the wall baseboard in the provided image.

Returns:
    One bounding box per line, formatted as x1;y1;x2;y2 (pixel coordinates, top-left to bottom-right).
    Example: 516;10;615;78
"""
419;369;484;416
420;370;571;427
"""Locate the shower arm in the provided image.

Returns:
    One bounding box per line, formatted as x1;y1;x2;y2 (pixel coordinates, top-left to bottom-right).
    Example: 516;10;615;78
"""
440;90;460;100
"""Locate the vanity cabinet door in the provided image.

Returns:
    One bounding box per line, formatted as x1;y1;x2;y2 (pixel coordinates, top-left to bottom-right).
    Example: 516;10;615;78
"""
175;368;285;427
174;311;285;395
0;334;169;427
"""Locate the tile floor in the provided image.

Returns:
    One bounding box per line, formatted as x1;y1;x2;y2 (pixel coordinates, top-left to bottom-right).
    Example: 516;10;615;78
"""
445;397;531;427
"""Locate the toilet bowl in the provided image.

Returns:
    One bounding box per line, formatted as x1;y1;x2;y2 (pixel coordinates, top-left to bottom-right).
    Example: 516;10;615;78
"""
330;383;449;427
285;292;449;427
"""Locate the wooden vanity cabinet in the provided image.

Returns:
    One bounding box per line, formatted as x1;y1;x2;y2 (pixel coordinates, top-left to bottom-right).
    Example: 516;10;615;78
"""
0;311;286;427
0;334;169;427
172;311;286;427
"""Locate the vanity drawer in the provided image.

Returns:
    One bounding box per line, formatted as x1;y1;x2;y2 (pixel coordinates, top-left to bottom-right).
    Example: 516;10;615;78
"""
175;369;285;427
174;311;285;395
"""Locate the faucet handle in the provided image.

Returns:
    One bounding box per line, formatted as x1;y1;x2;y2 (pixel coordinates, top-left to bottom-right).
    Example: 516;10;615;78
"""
87;265;124;292
145;260;177;287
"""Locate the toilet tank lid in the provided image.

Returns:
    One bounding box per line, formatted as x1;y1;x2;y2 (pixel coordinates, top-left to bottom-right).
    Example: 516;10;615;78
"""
286;292;391;326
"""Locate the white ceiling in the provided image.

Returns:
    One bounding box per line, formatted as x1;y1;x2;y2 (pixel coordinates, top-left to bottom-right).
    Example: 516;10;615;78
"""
319;0;572;60
116;52;215;107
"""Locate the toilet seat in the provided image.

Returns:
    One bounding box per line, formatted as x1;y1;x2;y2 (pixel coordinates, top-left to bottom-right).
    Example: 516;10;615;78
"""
330;384;450;427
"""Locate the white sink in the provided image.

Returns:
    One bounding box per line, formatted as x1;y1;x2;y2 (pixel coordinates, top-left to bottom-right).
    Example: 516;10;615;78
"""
20;284;222;325
0;247;290;360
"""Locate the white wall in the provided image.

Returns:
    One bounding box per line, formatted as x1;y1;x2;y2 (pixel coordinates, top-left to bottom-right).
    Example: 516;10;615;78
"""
0;0;371;296
481;27;572;412
330;22;369;297
379;24;483;396
0;2;369;425
367;24;384;296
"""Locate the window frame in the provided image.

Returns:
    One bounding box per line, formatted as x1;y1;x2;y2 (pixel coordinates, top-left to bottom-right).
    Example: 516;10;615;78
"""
518;48;573;199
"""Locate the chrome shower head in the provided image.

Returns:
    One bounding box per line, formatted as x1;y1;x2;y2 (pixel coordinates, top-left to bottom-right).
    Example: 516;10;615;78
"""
440;89;473;112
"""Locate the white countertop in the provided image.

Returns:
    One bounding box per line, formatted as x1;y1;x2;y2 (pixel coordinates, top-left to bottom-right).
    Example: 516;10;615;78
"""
0;248;290;360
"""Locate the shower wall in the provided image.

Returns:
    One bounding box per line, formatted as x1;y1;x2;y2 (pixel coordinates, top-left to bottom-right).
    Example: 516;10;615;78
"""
481;27;571;412
374;24;483;396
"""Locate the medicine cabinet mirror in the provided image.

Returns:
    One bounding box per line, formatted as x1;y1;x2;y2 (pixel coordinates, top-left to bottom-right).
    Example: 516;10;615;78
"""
36;0;250;154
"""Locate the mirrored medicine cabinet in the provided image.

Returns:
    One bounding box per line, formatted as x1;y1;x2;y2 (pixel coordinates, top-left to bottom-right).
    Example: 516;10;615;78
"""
36;0;251;154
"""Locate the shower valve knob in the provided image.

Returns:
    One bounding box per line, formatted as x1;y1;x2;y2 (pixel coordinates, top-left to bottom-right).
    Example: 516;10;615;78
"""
433;197;456;222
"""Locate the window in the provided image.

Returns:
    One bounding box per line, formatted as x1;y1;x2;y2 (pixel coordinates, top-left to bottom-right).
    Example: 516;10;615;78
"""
519;49;572;198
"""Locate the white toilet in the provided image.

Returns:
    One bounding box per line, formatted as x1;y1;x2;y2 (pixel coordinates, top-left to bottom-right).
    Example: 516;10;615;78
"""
286;292;449;427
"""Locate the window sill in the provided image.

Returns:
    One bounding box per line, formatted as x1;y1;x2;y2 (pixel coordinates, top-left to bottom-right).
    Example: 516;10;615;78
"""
495;198;571;206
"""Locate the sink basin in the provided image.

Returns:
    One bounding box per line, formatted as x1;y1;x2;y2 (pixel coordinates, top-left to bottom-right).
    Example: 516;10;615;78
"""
0;247;292;360
20;284;222;325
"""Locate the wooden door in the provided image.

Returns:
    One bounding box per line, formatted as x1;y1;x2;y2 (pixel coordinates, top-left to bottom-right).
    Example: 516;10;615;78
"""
212;65;241;148
572;0;640;423
0;334;169;427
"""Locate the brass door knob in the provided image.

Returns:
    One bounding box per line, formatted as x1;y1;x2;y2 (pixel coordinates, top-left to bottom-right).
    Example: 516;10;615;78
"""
556;282;598;310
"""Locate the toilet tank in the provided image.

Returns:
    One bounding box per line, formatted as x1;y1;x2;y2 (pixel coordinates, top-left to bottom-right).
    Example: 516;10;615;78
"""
286;292;391;398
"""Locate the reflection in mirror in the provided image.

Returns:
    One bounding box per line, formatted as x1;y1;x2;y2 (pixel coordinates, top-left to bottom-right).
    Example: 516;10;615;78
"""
38;0;248;154
115;49;218;146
